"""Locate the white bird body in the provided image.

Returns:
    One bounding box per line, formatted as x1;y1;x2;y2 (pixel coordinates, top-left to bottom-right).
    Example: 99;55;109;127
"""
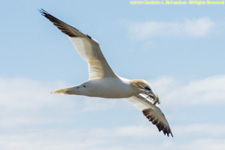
57;77;136;98
40;9;173;137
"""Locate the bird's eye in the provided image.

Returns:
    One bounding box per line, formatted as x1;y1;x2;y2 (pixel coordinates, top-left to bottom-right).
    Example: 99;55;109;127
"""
83;85;86;88
145;86;150;91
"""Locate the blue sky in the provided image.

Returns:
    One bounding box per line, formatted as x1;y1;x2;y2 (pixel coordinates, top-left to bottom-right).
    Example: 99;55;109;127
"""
1;0;225;150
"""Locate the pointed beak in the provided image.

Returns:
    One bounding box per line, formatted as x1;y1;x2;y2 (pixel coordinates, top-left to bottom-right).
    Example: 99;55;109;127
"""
147;90;160;105
147;88;155;98
148;93;156;99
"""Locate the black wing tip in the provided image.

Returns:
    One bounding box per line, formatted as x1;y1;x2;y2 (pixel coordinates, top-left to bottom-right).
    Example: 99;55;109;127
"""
39;8;54;20
160;126;174;137
38;8;74;37
163;130;174;137
162;126;173;137
142;108;174;137
39;8;54;21
39;8;48;16
168;129;174;137
39;9;95;40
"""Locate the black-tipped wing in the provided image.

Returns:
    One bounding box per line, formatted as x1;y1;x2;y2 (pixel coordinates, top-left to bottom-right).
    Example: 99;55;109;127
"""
40;9;117;80
125;95;173;137
40;9;89;38
142;107;173;137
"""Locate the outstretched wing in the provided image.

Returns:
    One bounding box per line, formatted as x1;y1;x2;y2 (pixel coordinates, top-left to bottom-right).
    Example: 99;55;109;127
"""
40;9;117;80
125;95;173;137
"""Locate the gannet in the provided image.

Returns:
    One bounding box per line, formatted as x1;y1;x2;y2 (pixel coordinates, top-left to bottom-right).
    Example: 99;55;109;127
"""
40;9;173;137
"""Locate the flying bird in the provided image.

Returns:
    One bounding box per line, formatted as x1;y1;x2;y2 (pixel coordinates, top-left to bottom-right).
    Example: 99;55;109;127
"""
40;9;173;137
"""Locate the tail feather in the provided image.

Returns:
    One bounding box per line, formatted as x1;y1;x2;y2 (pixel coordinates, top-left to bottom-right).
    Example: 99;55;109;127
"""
51;87;73;94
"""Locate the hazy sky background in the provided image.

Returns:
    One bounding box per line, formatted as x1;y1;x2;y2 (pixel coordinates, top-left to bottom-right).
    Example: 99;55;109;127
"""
1;0;225;150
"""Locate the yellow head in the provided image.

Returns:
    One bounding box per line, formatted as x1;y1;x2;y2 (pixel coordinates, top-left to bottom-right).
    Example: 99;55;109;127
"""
131;79;159;104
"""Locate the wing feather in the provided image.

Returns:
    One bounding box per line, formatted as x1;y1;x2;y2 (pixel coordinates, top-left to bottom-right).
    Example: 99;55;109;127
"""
125;95;173;137
40;9;117;80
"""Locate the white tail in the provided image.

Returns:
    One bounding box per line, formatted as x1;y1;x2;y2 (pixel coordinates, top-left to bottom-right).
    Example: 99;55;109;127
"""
51;87;73;94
